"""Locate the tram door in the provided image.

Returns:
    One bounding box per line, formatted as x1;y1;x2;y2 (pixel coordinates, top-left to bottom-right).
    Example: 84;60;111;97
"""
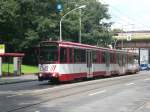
86;50;93;78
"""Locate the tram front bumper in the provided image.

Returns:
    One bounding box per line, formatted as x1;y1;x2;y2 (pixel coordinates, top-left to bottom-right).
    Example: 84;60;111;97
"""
38;73;52;81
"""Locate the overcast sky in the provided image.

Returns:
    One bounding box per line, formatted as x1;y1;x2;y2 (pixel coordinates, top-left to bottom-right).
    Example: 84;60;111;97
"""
100;0;150;31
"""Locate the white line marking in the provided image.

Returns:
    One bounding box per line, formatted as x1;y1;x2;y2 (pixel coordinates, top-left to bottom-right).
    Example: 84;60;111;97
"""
35;111;40;112
144;79;150;81
125;83;135;86
6;93;23;98
89;90;106;96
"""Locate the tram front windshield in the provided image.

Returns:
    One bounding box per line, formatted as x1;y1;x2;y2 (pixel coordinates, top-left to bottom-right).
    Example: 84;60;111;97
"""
40;45;58;63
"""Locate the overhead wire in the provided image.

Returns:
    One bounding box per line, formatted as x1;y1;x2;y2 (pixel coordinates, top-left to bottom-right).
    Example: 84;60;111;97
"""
100;0;150;30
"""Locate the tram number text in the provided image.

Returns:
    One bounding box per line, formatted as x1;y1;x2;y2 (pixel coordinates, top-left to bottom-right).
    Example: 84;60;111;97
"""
40;65;48;72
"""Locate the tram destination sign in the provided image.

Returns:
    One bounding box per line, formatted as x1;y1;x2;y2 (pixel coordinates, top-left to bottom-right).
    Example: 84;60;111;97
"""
0;44;5;53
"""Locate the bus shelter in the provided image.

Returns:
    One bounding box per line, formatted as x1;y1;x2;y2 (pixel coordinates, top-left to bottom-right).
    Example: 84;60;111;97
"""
0;53;24;77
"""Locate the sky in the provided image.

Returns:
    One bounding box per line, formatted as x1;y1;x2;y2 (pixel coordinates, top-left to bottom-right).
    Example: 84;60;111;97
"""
100;0;150;31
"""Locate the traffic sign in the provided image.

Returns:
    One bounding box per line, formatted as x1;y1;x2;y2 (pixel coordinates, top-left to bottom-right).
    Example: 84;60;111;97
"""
0;44;5;53
127;34;132;41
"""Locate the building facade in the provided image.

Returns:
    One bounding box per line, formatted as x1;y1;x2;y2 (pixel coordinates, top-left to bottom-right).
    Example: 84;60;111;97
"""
114;30;150;65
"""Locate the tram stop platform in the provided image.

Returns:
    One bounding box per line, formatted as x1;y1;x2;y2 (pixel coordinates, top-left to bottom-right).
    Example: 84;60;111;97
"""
0;74;37;85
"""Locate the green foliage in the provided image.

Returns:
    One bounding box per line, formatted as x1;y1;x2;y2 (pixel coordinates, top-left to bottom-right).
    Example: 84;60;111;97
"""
81;0;112;46
0;0;113;64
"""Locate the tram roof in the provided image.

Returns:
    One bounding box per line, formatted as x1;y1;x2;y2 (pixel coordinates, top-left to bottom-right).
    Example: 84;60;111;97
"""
41;41;137;55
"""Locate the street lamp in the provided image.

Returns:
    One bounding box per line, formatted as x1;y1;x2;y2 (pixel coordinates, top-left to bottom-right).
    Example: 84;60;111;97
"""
121;24;134;50
60;5;86;42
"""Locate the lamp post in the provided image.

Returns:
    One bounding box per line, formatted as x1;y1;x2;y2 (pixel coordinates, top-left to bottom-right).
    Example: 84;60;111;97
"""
59;5;86;42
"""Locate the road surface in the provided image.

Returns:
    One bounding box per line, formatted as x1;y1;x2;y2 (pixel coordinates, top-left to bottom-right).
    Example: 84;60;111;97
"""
0;71;150;112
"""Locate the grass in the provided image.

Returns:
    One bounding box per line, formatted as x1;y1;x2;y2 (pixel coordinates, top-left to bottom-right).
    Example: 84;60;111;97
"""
2;63;39;74
21;64;39;74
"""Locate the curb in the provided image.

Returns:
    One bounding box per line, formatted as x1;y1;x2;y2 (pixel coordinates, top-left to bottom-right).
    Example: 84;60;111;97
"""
0;79;37;85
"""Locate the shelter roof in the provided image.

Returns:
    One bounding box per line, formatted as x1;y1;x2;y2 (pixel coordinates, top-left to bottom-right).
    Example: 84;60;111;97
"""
0;53;24;57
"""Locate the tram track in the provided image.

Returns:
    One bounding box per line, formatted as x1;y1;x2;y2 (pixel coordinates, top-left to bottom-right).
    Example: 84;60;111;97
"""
6;73;149;112
4;73;140;97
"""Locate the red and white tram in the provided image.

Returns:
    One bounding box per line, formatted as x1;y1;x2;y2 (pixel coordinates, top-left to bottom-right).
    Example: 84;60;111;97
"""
38;41;139;82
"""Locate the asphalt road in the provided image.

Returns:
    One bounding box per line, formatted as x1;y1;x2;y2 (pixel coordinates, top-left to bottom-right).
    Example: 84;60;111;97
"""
0;71;150;112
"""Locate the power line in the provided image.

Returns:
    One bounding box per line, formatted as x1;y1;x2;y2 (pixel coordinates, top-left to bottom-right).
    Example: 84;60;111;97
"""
100;0;150;30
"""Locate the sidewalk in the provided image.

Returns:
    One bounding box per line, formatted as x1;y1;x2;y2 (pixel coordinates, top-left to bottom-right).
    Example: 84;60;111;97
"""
0;74;37;85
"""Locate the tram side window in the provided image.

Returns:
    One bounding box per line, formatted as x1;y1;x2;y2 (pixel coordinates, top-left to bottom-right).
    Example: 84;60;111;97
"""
69;48;73;63
128;55;131;64
119;53;122;65
129;55;134;64
74;49;80;63
123;53;126;65
110;53;114;63
114;52;117;64
74;49;86;63
126;54;128;64
60;47;67;63
105;51;110;64
97;52;101;63
127;55;130;64
101;51;106;63
80;49;86;63
134;55;139;64
93;51;97;63
116;53;120;65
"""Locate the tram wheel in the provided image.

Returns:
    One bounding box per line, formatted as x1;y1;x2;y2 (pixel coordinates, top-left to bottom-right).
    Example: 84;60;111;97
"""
50;78;60;84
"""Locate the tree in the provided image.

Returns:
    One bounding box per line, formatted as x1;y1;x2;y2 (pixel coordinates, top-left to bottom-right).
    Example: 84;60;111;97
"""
81;0;112;46
0;0;112;64
112;28;123;36
59;0;112;46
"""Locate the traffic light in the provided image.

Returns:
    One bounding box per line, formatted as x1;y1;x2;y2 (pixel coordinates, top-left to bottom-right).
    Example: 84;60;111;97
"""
55;1;63;12
51;0;63;13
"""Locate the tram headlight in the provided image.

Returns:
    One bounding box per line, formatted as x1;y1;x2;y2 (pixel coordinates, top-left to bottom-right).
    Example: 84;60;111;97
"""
52;73;56;77
39;73;42;77
52;72;59;77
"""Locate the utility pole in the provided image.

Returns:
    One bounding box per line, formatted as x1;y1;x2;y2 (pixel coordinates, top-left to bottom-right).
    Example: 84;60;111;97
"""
121;25;124;50
79;8;82;43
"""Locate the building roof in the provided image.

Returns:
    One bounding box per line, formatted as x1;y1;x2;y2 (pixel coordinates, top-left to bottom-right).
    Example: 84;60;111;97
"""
117;30;150;33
